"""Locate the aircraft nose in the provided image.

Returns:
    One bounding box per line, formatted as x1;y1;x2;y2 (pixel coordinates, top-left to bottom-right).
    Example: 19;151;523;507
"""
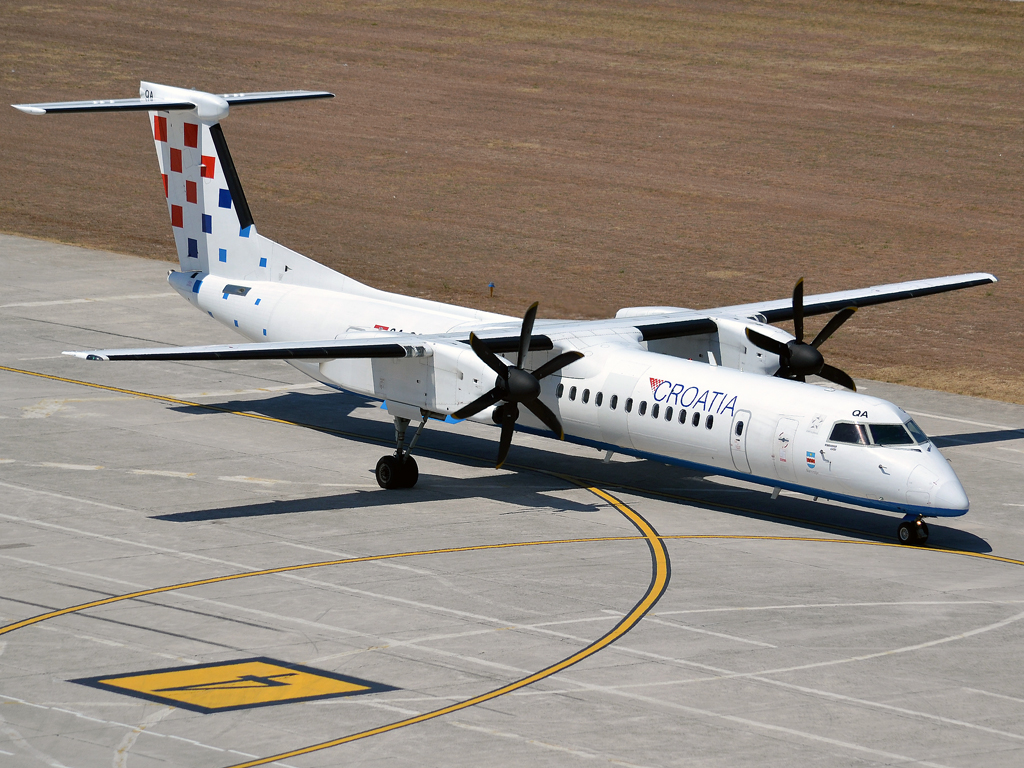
933;475;970;514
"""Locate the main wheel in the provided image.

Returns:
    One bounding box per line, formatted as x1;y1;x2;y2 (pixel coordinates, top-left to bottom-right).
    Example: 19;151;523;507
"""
399;456;419;488
897;521;915;545
918;520;930;545
375;455;402;489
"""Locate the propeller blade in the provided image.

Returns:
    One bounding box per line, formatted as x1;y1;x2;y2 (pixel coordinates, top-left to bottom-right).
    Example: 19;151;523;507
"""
818;363;857;392
524;398;564;439
469;332;509;378
531;350;584;380
792;278;805;343
810;306;858;349
517;302;539;367
495;404;519;468
745;327;789;357
452;388;504;420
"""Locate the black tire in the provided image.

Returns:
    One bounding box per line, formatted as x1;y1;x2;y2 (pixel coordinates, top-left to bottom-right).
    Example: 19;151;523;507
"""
399;456;419;488
375;455;402;489
897;521;914;545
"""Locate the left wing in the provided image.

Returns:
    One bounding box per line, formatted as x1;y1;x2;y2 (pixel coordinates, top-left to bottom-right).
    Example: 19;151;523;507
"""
64;335;430;361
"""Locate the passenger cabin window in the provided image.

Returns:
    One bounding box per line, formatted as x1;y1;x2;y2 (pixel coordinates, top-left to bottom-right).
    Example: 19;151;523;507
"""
735;420;744;436
651;403;659;419
639;401;648;416
692;412;700;427
828;422;870;445
625;398;633;413
556;383;564;398
706;414;714;429
582;389;590;404
665;406;673;421
678;409;687;425
610;394;618;410
596;392;603;407
569;386;577;401
869;424;915;446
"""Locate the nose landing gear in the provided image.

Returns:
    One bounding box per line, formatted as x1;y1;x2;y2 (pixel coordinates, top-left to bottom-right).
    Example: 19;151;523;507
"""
897;515;929;546
376;416;425;489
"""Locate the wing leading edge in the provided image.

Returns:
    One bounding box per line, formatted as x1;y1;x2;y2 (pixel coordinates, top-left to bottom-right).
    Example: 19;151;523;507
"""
723;272;997;323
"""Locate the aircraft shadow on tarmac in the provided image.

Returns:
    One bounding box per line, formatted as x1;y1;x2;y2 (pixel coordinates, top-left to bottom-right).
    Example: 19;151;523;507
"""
932;429;1024;449
162;390;992;554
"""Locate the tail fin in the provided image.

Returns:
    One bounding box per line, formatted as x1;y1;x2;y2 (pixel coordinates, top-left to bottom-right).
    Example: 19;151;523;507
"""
13;82;332;277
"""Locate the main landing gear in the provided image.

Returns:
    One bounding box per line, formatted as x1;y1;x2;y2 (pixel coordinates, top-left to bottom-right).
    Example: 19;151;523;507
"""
897;514;929;546
376;416;425;489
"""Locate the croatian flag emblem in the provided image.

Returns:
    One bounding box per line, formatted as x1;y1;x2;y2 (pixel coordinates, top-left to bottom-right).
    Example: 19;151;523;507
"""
649;377;664;393
806;451;816;469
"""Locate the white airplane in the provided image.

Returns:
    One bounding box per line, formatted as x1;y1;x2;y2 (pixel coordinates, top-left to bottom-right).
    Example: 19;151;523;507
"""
14;82;998;546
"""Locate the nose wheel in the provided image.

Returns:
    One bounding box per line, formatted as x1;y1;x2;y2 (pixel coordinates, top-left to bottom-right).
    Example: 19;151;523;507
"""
897;516;929;546
375;414;426;489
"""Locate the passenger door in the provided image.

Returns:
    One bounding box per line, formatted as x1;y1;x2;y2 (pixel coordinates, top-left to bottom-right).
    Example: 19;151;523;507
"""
730;409;752;474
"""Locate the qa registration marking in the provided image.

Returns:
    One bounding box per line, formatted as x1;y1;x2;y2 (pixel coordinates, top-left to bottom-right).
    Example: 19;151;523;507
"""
72;658;397;713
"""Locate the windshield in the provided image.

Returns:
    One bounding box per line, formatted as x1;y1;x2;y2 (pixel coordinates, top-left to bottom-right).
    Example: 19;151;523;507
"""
905;419;929;443
828;422;870;445
868;423;914;446
828;421;923;446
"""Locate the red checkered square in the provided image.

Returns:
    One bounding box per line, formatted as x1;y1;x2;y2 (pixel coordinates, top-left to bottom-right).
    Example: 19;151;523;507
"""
186;180;197;204
161;174;168;198
200;155;216;179
170;148;182;173
171;205;183;228
153;115;167;142
184;123;199;148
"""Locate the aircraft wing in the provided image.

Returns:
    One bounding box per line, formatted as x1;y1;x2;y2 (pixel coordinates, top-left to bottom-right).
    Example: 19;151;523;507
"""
64;335;432;362
716;272;997;322
62;328;559;362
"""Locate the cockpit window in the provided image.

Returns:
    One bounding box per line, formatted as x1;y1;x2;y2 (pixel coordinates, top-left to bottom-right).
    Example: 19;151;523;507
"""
829;421;924;446
869;424;914;446
905;419;929;443
828;422;870;445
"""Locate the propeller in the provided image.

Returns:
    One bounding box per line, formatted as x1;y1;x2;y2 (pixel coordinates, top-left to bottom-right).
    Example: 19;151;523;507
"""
452;302;583;468
744;278;859;391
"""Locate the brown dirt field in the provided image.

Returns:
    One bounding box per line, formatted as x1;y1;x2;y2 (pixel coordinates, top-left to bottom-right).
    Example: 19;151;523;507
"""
2;1;1022;402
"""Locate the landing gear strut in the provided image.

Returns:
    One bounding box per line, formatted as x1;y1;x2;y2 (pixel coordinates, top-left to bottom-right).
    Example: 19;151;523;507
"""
376;416;425;489
897;514;929;546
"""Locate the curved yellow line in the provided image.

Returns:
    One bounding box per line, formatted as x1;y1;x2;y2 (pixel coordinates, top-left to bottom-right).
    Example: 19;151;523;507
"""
222;485;670;768
0;535;644;637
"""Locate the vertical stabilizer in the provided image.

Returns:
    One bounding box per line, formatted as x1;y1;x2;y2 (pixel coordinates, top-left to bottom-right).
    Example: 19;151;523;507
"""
144;82;259;277
12;83;334;281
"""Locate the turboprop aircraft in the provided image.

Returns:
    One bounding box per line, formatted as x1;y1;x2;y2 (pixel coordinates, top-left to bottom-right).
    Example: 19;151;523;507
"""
14;82;998;546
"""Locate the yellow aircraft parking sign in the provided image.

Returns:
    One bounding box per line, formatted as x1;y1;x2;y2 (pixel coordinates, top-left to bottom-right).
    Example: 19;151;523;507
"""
73;658;397;713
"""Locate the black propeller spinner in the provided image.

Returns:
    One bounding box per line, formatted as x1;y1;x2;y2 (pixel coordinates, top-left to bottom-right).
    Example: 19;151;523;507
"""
744;278;858;391
452;302;583;468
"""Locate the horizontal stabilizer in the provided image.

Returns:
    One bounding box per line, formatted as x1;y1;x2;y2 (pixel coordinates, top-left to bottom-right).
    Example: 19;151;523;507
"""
13;90;333;116
64;335;432;362
13;98;195;115
221;90;334;105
